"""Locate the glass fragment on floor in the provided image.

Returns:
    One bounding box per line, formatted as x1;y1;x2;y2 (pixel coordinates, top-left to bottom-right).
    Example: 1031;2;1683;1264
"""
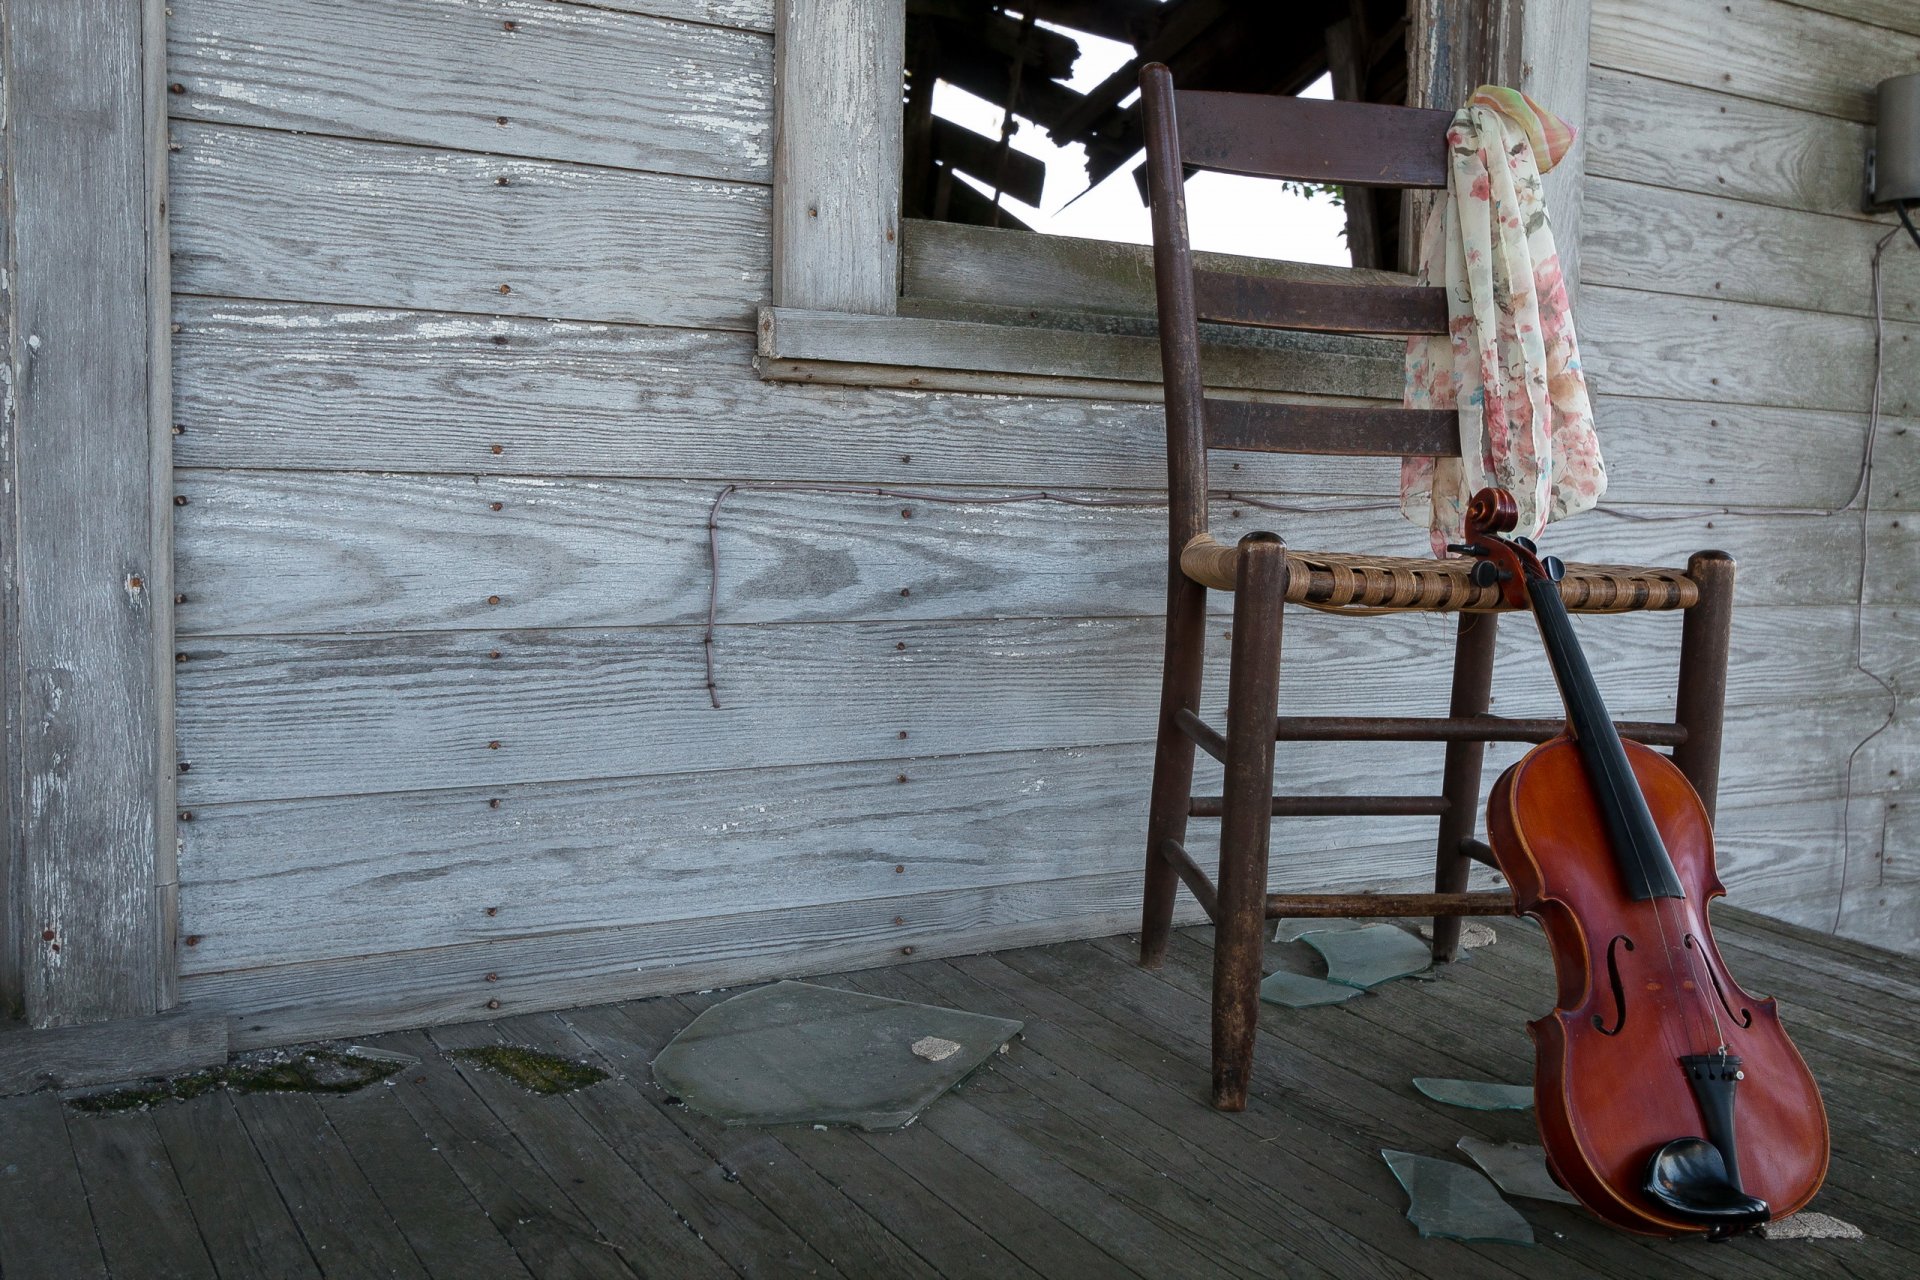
651;980;1022;1131
1457;1136;1578;1205
1273;917;1369;942
1412;1077;1534;1110
1259;968;1363;1008
1381;1149;1535;1244
1304;924;1432;988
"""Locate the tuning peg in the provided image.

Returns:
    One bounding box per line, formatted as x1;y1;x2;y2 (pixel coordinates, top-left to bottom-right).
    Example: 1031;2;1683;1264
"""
1470;560;1507;588
1512;535;1538;554
1446;543;1492;557
1540;555;1566;582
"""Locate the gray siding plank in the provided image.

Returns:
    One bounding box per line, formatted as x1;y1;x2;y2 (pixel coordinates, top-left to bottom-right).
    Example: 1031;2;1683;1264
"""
172;468;1914;638
172;713;1902;978
1585;69;1880;222
1784;0;1920;38
553;0;773;31
167;302;1920;511
1582;284;1920;415
1583;176;1920;321
168;0;772;184
770;0;901;313
1590;0;1920;123
5;0;170;1024
171;599;1910;806
168;124;768;330
187;868;1208;1049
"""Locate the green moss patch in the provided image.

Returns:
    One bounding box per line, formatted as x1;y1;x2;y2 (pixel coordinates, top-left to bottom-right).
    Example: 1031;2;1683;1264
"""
68;1048;406;1114
452;1045;607;1095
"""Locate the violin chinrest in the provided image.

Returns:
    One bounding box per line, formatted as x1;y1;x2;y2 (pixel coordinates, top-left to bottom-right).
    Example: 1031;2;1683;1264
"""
1643;1139;1769;1233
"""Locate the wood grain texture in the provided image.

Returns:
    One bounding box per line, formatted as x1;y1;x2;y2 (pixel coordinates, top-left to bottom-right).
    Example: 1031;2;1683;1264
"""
0;1009;228;1097
171;597;1911;807
1784;0;1920;39
1583;176;1920;320
1590;0;1920;123
902;218;1421;318
1581;284;1920;414
771;0;901;312
761;306;1406;400
555;0;773;32
1519;0;1590;304
4;0;170;1025
168;0;772;184
173;465;1918;637
1584;69;1880;222
169;123;769;330
166;302;1920;511
0;1095;109;1278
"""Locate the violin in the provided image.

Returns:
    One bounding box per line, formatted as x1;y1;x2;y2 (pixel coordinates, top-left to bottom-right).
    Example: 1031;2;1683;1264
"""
1460;488;1828;1238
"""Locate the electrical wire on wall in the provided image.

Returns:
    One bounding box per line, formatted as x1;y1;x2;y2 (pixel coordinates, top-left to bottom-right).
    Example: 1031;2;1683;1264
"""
1833;201;1920;931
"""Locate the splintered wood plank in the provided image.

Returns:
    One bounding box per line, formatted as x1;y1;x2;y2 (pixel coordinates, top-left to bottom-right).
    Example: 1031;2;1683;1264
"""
0;1095;109;1279
169;0;771;183
834;965;1518;1280
423;1021;736;1279
369;1032;641;1280
1590;0;1920;123
149;1091;323;1279
169;125;768;331
229;1091;431;1279
516;1011;851;1278
316;1086;535;1278
571;1001;945;1279
64;1111;218;1279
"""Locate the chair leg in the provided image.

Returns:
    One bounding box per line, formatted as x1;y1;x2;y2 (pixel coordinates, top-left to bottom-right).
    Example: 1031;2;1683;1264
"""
1673;551;1736;824
1430;611;1500;963
1212;534;1287;1111
1141;570;1209;968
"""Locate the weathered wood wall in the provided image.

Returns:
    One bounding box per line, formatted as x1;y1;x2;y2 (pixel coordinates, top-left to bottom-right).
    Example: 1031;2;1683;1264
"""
1581;0;1919;948
161;0;1916;1046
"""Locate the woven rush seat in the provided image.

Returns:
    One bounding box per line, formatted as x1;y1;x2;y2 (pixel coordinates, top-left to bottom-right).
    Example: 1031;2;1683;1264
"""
1179;533;1700;614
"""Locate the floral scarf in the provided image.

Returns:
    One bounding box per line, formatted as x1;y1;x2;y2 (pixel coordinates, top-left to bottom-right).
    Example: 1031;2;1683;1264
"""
1402;86;1606;556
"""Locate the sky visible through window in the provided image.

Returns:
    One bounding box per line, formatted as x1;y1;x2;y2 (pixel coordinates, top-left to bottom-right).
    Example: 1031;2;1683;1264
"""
929;23;1349;266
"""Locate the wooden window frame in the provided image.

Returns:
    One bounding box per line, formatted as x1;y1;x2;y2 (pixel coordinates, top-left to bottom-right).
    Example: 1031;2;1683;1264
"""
760;0;1589;401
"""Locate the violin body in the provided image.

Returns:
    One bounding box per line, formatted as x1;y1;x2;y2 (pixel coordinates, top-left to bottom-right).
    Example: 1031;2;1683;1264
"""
1459;486;1828;1238
1488;737;1830;1236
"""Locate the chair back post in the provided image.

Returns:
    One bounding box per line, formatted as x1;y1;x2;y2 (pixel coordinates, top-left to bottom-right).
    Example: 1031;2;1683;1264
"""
1140;63;1208;554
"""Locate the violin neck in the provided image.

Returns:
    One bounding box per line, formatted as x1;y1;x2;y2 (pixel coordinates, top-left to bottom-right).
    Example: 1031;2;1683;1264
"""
1527;576;1687;901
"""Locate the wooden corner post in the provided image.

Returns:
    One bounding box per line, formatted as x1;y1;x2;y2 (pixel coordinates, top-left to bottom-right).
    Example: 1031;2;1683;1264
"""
2;0;177;1026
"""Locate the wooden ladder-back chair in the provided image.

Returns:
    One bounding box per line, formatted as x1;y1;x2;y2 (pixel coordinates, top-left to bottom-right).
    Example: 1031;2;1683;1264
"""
1135;65;1738;1111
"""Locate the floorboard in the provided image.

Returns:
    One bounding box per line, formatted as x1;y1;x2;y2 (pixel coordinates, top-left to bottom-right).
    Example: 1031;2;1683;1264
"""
3;917;1911;1279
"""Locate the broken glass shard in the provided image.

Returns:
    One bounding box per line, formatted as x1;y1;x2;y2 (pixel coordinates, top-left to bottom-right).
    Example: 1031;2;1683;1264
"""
1413;1077;1534;1111
1259;968;1363;1008
1273;917;1369;942
1457;1137;1578;1205
1303;924;1432;988
1381;1149;1535;1245
651;980;1021;1131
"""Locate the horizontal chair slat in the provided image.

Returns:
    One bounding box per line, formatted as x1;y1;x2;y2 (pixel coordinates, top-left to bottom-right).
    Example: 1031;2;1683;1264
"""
1205;399;1460;457
1188;794;1451;818
1193;270;1449;335
1264;891;1514;919
1274;715;1689;746
1174;91;1452;188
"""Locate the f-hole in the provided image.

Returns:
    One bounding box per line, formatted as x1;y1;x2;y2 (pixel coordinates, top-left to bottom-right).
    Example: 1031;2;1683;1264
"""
1685;934;1754;1029
1592;935;1634;1035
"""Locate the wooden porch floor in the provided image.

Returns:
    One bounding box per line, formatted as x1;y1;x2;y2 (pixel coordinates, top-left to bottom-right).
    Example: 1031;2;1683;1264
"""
2;911;1913;1279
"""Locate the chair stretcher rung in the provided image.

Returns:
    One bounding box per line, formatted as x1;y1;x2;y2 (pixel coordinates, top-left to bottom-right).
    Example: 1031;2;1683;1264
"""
1274;714;1687;746
1156;838;1219;922
1188;794;1450;818
1174;708;1228;761
1263;891;1514;919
